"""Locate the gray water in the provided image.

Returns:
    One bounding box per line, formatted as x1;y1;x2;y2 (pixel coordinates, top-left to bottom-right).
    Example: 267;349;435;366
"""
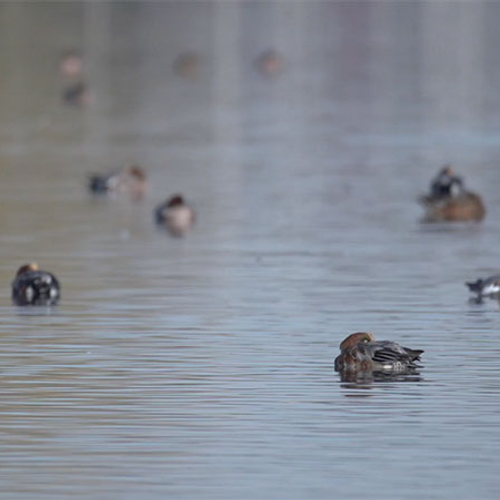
1;2;500;499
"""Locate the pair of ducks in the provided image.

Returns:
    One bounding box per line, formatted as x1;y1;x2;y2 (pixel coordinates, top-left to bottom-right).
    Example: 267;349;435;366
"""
14;264;425;377
88;165;195;237
420;167;499;300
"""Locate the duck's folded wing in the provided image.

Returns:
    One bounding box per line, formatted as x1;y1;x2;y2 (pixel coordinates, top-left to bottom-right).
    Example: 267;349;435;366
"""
369;341;423;364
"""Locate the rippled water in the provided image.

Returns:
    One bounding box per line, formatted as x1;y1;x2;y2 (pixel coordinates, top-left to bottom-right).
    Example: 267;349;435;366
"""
1;2;500;499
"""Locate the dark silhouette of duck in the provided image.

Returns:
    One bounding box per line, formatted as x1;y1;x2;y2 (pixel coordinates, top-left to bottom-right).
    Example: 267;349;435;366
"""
334;332;423;373
88;165;148;198
154;194;195;237
419;165;485;222
466;274;500;301
12;263;60;306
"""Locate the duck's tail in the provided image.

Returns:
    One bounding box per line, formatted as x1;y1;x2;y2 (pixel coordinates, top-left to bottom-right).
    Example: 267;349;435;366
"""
405;349;424;362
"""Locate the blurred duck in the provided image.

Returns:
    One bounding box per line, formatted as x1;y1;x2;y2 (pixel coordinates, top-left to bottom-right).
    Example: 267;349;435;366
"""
88;165;148;198
62;81;90;106
173;52;201;80
155;194;195;236
466;274;500;301
334;332;424;373
12;263;60;306
60;49;83;78
419;165;485;222
255;49;287;77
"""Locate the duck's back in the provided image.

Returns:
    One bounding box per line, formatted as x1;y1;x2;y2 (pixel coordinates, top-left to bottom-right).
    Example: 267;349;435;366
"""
12;271;60;306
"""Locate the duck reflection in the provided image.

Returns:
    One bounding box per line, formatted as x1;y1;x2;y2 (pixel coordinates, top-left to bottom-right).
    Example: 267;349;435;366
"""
338;368;423;386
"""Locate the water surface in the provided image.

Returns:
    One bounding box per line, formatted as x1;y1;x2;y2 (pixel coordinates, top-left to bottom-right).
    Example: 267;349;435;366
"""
1;2;500;499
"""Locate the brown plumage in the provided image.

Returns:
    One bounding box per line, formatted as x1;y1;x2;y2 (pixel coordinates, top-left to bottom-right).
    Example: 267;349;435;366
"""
419;166;485;222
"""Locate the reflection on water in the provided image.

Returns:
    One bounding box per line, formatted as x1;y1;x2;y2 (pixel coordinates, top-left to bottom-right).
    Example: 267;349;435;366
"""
338;369;424;386
1;2;500;499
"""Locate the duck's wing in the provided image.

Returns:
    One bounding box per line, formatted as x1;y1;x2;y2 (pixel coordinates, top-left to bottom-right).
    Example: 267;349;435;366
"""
366;341;423;365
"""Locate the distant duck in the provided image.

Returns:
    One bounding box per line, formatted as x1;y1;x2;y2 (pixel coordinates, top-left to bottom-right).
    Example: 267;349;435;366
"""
466;274;500;301
60;49;83;78
12;263;60;306
62;81;90;106
88;165;148;198
419;165;485;222
334;332;424;373
173;52;201;80
255;49;287;77
154;194;195;236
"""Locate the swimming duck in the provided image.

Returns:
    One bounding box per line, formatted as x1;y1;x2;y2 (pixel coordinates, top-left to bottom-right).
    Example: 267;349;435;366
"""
255;49;287;77
154;194;195;236
12;263;60;306
60;49;83;78
466;274;500;300
419;166;485;222
173;52;201;80
88;165;148;198
334;332;424;373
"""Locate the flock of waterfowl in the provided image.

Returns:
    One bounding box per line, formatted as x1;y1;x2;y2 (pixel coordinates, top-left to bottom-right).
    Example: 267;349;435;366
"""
335;165;492;380
59;48;286;105
10;49;494;383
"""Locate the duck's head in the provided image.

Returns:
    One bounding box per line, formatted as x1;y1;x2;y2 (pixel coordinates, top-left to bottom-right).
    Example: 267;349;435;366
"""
339;332;375;351
167;194;185;208
441;164;455;177
126;165;147;181
16;263;39;277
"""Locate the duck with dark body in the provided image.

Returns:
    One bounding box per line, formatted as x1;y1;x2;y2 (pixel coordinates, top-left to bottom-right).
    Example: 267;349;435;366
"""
12;263;60;306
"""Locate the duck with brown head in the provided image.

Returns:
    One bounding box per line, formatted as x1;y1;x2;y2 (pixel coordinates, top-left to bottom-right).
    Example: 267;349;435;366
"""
335;332;423;373
154;194;195;237
12;263;60;306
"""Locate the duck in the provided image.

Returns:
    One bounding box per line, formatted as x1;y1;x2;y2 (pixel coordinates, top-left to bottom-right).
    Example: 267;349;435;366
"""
173;52;201;80
418;165;485;222
255;49;287;77
154;194;195;236
466;274;500;301
88;165;148;198
334;332;424;373
12;263;60;306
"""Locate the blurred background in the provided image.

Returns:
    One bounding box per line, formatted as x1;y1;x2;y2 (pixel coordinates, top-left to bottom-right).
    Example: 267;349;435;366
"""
1;2;500;499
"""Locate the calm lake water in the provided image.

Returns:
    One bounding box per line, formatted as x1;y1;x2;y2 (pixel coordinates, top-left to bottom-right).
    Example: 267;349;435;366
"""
1;2;500;499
